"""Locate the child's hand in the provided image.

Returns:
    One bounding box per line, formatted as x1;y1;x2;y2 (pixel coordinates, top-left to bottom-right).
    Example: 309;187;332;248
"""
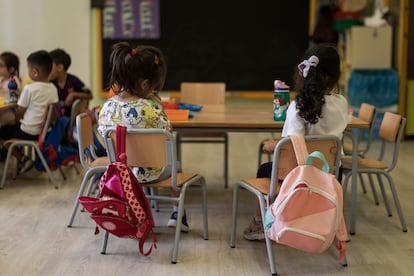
262;138;282;153
262;139;276;153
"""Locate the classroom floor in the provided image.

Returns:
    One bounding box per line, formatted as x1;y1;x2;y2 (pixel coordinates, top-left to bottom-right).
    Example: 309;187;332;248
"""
0;133;413;276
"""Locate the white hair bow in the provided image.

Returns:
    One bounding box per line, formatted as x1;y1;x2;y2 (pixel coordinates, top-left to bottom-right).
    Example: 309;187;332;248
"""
297;55;319;78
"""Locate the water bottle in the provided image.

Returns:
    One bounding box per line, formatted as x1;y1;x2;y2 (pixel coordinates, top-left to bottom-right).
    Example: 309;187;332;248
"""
273;80;290;121
7;77;18;104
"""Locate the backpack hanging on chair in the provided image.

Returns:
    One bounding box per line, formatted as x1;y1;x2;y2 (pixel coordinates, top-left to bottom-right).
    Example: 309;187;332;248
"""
78;125;157;256
264;134;348;265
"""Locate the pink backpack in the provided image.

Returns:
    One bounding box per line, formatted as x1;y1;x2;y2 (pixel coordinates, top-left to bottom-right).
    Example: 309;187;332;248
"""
264;134;347;265
78;125;157;256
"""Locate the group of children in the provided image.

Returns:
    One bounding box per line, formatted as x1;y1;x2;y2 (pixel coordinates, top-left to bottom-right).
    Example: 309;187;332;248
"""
0;48;92;173
0;42;349;235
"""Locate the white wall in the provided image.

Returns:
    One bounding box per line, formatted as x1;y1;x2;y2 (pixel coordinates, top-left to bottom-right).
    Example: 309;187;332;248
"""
0;0;93;99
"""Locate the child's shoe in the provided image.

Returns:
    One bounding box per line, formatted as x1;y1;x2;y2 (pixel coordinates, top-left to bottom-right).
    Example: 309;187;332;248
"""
18;156;34;174
167;210;189;233
243;217;265;241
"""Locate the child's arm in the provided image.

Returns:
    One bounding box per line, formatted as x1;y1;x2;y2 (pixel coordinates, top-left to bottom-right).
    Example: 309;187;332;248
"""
15;106;26;123
64;75;93;106
65;89;93;104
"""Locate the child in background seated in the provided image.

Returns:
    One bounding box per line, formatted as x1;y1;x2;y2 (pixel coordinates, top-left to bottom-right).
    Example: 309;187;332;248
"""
0;50;58;173
0;51;22;127
243;44;349;241
49;48;92;117
97;42;190;232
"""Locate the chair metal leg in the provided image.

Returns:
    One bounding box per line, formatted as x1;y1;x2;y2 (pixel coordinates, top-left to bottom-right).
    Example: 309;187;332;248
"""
258;193;277;275
229;182;240;248
377;174;392;216
385;174;407;232
149;187;159;212
224;135;229;189
367;173;379;205
100;231;109;254
176;133;182;162
344;172;356;235
0;147;14;189
359;173;367;194
258;142;264;169
59;167;67;180
201;178;208;240
67;170;98;227
33;146;57;188
171;188;186;264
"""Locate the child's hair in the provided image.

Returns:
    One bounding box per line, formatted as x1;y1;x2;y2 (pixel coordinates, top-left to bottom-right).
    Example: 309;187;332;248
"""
108;42;166;103
0;51;20;77
27;50;53;76
49;48;71;71
293;44;340;125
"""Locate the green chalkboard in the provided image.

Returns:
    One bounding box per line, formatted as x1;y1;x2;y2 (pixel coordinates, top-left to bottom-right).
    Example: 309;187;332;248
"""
102;0;310;91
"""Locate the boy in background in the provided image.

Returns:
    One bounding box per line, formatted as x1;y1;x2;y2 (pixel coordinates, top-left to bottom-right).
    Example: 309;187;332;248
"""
0;50;58;173
49;48;92;117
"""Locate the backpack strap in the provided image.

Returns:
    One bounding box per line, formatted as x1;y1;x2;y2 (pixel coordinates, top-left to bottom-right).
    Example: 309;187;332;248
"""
137;220;158;256
306;151;330;173
290;134;308;166
116;124;127;164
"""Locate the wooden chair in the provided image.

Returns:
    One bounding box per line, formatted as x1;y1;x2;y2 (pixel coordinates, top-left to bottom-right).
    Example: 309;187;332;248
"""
343;103;377;157
0;102;59;189
102;127;208;264
176;82;229;188
342;112;407;235
343;103;379;202
230;135;342;275
67;112;109;227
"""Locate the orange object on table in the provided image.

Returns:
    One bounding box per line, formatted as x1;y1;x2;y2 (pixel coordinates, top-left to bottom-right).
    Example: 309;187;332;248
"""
165;109;189;121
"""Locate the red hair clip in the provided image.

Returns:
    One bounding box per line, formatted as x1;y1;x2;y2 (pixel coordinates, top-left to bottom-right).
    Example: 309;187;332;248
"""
130;49;137;56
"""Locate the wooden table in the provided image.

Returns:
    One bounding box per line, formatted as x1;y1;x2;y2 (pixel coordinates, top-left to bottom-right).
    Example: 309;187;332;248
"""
0;103;17;112
171;104;369;131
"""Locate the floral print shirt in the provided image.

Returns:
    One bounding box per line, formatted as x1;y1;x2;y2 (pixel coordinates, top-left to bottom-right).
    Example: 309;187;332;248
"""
98;97;171;183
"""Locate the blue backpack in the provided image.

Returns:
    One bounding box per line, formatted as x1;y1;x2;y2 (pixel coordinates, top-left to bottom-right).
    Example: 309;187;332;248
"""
34;104;79;171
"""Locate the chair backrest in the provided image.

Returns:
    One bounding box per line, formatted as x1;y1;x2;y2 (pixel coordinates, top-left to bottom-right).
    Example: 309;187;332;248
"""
70;99;88;133
76;113;97;169
104;128;179;188
268;135;342;201
39;102;60;144
377;112;406;171
180;82;226;105
357;103;377;154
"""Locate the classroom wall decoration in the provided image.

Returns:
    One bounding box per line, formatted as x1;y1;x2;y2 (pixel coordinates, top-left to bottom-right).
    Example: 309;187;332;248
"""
102;0;160;39
101;0;309;91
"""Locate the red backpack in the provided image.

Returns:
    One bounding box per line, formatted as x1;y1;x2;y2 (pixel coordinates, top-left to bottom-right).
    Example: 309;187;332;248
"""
264;134;347;265
78;125;157;256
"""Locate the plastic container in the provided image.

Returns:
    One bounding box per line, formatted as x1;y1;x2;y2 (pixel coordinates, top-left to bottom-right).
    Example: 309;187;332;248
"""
273;80;290;121
7;77;18;104
165;109;190;121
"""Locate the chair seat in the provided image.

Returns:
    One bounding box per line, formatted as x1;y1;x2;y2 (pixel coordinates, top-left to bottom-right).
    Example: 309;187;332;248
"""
241;177;271;195
343;142;364;154
342;156;388;170
89;156;109;167
143;172;200;189
4;138;37;146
